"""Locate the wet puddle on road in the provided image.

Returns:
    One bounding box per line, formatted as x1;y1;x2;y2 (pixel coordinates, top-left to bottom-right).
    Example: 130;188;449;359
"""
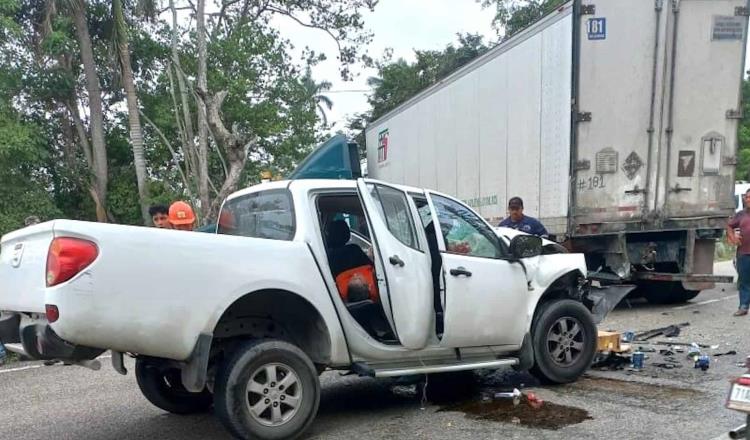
439;395;592;430
431;375;699;430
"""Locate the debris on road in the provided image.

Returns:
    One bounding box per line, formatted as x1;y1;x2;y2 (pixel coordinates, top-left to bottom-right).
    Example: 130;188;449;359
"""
694;355;710;371
632;350;645;370
494;388;522;406
621;331;635;343
634;323;689;341
652;362;682;369
592;353;631;370
597;331;623;352
714;351;738;357
654;340;712;349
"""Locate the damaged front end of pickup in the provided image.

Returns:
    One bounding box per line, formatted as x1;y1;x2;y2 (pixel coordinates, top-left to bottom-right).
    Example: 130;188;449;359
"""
581;281;635;324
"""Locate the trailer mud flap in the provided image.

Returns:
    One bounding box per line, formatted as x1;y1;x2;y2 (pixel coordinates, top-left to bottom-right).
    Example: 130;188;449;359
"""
585;285;636;324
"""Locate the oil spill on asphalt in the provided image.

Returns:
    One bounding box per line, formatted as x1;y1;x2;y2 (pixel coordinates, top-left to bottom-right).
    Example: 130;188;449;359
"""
439;395;592;430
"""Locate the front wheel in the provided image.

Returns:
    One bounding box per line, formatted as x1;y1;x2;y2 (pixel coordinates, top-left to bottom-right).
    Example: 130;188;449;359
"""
214;340;320;440
529;299;597;384
135;358;213;414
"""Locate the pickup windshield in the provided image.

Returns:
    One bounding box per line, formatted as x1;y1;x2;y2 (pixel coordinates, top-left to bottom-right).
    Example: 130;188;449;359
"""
217;189;295;240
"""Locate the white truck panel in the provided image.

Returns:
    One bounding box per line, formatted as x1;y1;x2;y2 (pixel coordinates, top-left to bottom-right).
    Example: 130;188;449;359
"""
434;87;458;195
367;7;574;233
540;16;573;228
417;100;438;190
506;34;543;221
574;0;660;223
663;0;745;216
0;223;54;314
477;52;509;223
455;75;481;210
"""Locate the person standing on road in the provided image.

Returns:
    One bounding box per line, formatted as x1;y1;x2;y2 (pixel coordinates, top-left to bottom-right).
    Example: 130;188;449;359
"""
727;188;750;316
148;204;172;229
498;197;548;238
168;201;196;231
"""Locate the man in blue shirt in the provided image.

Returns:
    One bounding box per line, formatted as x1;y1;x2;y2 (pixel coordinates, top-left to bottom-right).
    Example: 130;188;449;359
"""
498;197;548;237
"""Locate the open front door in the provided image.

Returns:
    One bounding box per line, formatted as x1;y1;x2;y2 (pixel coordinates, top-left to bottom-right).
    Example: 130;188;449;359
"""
356;178;434;349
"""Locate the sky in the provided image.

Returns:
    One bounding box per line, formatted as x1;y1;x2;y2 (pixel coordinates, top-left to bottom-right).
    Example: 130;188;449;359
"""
274;0;497;132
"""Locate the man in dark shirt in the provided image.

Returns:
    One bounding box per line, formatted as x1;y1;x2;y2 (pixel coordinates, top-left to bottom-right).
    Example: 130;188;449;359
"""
727;188;750;316
498;197;548;238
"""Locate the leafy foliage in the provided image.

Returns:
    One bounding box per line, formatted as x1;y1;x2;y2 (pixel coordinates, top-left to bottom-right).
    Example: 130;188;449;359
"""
478;0;566;40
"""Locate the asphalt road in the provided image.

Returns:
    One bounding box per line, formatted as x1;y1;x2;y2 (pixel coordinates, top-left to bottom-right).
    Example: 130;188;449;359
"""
1;261;748;440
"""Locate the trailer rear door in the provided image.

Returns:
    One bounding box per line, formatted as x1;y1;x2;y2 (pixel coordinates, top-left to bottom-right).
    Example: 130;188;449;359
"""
661;0;746;220
573;0;669;231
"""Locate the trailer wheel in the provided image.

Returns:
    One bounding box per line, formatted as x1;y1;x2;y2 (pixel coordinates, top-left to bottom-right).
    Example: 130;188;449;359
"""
643;282;700;304
214;339;320;440
135;358;213;414
529;300;597;384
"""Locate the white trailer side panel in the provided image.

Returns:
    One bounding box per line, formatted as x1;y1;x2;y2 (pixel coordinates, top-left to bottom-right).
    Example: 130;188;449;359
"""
366;6;574;233
540;17;574;233
477;51;509;223
506;34;543;222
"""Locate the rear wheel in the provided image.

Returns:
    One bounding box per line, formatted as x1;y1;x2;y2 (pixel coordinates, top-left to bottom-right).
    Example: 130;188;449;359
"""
530;300;597;384
214;339;320;440
643;282;700;304
135;358;213;414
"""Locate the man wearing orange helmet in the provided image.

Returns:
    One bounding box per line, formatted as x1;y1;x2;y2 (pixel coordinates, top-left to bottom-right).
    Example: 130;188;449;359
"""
168;201;196;231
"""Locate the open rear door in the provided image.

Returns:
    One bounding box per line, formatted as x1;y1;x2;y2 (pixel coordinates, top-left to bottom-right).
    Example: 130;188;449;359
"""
356;178;434;349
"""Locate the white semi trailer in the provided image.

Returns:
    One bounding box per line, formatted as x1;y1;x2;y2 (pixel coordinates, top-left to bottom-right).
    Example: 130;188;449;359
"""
363;0;748;303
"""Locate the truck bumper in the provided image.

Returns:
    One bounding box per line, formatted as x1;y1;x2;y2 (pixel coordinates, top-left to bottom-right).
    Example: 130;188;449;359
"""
0;311;103;361
631;272;733;284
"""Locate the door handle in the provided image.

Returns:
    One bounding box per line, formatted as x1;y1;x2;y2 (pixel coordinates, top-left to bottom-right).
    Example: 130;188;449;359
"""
389;255;405;267
449;267;472;277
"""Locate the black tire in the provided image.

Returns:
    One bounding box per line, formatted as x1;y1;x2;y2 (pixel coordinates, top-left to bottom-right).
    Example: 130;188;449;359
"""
214;340;320;440
643;282;700;304
529;299;597;384
135;358;213;415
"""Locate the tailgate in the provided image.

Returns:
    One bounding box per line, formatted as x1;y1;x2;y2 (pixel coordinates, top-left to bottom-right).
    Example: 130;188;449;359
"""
0;222;55;313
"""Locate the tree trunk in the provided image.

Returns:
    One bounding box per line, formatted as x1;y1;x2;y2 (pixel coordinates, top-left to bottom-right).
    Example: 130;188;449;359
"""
199;90;253;221
196;0;210;222
114;0;150;225
169;0;198;185
71;1;108;223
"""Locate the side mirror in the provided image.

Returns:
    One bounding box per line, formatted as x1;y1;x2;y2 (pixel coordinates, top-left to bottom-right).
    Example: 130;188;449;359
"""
509;235;543;259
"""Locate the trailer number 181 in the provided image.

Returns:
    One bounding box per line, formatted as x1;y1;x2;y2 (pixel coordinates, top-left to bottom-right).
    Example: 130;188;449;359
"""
587;18;606;40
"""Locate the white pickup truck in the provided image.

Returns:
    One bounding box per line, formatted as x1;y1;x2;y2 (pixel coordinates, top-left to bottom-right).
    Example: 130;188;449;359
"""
0;178;630;440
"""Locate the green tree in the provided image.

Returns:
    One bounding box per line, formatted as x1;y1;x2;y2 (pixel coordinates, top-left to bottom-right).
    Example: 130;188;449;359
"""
362;33;488;123
301;68;334;126
737;79;750;182
112;0;151;225
478;0;566;40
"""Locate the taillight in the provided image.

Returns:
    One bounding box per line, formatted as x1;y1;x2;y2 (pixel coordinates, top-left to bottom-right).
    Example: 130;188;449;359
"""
46;237;98;287
737;376;750;386
45;304;59;323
